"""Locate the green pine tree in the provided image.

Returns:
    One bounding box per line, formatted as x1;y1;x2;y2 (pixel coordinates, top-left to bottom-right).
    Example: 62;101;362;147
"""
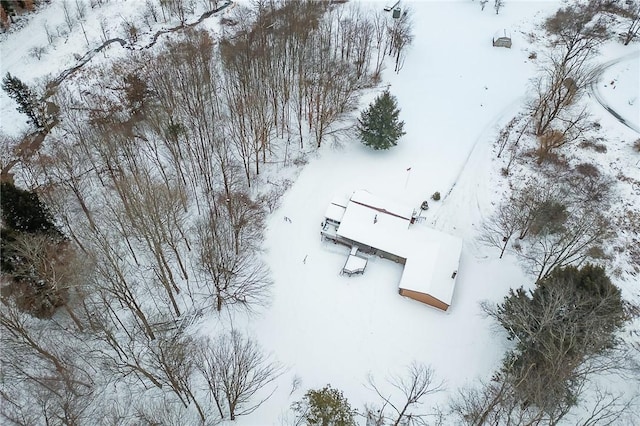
494;264;625;412
357;90;405;150
0;181;62;274
292;385;356;426
0;181;59;234
2;72;43;128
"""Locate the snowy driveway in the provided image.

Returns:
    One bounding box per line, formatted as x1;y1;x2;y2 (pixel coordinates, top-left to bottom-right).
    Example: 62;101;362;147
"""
589;50;640;134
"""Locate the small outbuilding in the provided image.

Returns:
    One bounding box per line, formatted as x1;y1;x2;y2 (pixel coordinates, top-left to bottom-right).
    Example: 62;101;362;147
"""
492;29;512;48
384;1;400;12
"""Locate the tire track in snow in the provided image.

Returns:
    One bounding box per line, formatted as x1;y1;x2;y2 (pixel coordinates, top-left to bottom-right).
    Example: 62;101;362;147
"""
431;97;524;235
432;50;640;235
589;50;640;134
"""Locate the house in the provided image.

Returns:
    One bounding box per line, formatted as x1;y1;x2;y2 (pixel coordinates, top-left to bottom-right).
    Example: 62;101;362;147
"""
321;190;463;311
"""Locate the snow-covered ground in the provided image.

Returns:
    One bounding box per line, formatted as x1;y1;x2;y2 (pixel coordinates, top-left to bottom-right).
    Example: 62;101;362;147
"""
221;1;640;422
2;0;639;424
596;52;640;130
0;0;223;138
214;0;600;422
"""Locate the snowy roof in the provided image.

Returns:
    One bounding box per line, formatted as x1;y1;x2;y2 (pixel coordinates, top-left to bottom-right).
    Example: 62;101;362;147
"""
350;190;414;221
343;254;368;274
331;194;349;208
332;190;462;307
336;195;411;256
398;227;463;306
324;198;347;223
493;29;511;38
325;202;347;224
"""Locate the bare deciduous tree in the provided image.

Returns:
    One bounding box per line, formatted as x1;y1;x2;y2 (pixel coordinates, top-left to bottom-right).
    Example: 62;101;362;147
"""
495;114;525;159
196;331;284;420
61;0;75;32
480;202;523;259
519;207;611;281
529;52;593;160
619;0;640;45
577;385;637;426
6;233;87;327
450;377;527;426
133;398;208;426
367;362;444;426
142;330;207;423
386;6;414;73
157;0;195;24
480;175;613;281
480;179;560;256
545;4;609;56
0;131;23;181
494;0;504;15
528;4;610;161
0;296;97;426
194;204;270;312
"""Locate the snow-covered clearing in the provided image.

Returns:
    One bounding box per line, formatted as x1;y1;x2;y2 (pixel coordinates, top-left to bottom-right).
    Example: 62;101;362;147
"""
212;1;640;423
2;0;639;424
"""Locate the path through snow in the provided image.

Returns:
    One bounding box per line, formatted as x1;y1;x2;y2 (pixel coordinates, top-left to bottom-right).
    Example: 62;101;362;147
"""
589;50;640;134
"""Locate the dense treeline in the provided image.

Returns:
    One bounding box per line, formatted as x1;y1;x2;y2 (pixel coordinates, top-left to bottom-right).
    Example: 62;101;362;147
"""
0;0;37;31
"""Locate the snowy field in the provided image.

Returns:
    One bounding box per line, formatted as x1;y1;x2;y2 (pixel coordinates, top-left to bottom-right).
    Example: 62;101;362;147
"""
223;1;640;423
596;52;640;131
220;0;635;422
2;0;640;424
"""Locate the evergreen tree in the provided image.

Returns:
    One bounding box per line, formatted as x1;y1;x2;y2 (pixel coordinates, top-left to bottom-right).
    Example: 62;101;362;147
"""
292;385;356;426
1;182;67;318
498;264;625;352
357;90;405;150
493;264;625;413
0;181;59;234
1;181;61;274
0;0;14;16
2;72;43;128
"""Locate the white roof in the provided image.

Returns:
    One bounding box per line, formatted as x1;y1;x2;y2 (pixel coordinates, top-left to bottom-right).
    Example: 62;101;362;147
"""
493;29;511;38
332;190;462;306
330;195;349;208
336;197;411;256
350;190;414;221
325;202;347;224
398;227;463;306
343;254;368;274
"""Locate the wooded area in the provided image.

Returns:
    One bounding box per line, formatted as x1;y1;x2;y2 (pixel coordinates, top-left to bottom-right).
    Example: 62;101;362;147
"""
0;1;416;424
